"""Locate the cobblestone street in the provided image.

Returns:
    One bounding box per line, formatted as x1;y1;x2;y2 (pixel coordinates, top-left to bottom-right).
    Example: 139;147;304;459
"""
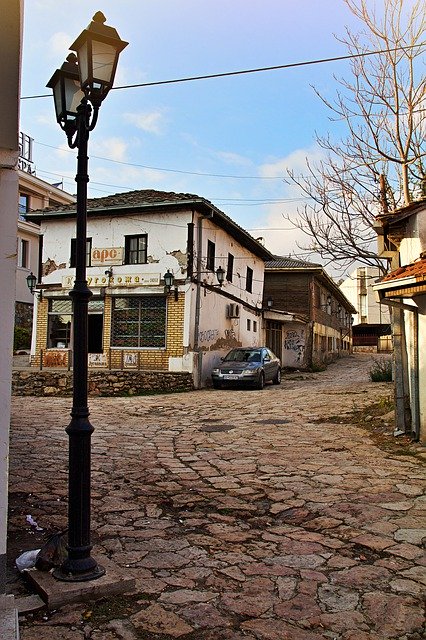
8;354;426;639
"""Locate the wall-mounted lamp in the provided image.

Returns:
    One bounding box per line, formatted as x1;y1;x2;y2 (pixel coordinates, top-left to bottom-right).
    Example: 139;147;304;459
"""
215;266;225;287
266;296;274;309
26;272;43;300
104;267;113;280
163;269;178;301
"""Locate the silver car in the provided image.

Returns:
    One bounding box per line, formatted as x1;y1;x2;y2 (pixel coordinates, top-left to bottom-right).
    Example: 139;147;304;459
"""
211;347;281;390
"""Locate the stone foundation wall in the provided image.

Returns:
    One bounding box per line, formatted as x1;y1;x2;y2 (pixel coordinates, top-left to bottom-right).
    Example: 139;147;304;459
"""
12;370;194;397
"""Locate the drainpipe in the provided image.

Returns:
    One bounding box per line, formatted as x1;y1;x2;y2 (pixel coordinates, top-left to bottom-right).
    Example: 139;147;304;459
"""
192;209;214;388
193;216;203;388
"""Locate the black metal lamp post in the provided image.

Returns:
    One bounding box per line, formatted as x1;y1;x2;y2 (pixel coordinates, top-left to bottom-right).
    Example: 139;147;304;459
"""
46;12;127;582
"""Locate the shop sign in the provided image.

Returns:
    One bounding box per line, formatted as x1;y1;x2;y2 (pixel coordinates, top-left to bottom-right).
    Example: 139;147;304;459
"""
91;247;123;265
88;353;107;367
18;132;36;175
123;353;138;368
62;273;161;288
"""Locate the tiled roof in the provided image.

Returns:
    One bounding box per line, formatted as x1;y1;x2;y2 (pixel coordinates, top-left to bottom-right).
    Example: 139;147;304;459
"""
380;258;426;283
33;189;203;213
27;188;273;260
266;256;322;269
376;198;426;224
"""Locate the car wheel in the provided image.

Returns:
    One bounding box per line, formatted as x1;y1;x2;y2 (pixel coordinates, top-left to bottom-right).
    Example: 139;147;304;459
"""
272;368;281;385
256;372;265;390
212;381;221;389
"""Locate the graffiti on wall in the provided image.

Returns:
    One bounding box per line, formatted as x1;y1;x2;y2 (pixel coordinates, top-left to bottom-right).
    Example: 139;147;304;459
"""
198;328;219;344
284;329;305;363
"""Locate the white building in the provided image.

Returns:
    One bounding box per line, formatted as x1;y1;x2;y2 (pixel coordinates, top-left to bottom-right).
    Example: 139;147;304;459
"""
27;190;273;387
374;199;426;442
340;266;390;325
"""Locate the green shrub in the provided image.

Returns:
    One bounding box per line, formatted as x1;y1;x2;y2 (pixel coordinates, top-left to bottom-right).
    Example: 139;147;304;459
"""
14;326;31;351
369;358;393;382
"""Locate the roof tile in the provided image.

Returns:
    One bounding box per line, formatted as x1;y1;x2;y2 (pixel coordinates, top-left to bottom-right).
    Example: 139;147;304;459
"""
381;258;426;283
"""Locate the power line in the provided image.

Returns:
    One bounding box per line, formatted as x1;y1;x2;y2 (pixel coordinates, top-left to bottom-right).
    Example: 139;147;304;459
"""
34;141;286;180
20;43;425;101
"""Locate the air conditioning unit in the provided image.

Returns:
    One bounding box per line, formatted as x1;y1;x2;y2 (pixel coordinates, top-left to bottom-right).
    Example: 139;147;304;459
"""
226;303;240;319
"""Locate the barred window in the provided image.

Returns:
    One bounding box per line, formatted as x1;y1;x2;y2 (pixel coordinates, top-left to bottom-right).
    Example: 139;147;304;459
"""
112;296;166;348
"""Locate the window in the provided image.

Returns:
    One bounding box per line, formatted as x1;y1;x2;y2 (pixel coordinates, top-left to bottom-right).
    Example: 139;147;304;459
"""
112;296;166;348
125;234;147;264
206;240;215;271
19;239;29;268
247;319;251;331
246;266;253;293
47;299;73;348
70;238;92;267
253;320;257;332
226;253;234;282
19;194;29;220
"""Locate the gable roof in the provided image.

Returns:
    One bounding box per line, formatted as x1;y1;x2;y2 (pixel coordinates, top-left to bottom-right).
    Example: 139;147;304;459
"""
376;198;426;225
26;188;273;261
266;256;322;269
264;255;356;312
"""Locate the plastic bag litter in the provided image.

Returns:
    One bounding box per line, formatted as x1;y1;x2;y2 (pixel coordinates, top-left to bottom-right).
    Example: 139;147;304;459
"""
26;514;43;531
16;549;41;572
35;530;68;571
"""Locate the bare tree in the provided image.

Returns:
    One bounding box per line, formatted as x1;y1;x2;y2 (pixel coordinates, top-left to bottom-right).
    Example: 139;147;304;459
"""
286;0;425;275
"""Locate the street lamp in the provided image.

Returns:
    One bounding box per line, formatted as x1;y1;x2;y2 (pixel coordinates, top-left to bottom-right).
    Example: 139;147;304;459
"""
46;12;127;582
215;266;225;287
26;272;37;295
163;270;178;301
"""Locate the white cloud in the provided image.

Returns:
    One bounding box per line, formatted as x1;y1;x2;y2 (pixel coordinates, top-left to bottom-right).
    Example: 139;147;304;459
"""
48;32;73;58
124;110;167;135
214;151;252;166
259;146;323;179
91;137;129;162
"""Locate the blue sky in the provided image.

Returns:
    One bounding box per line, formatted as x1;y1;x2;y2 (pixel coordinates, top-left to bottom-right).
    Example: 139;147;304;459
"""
20;0;363;272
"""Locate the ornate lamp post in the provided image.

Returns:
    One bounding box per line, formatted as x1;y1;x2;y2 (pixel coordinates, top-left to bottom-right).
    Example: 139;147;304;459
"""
46;12;127;582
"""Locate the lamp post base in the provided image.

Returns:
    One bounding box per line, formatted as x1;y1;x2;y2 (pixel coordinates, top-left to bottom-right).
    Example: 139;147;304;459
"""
53;563;105;583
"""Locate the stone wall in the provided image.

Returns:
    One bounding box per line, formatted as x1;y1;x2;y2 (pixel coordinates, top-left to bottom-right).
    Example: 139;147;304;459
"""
12;370;194;397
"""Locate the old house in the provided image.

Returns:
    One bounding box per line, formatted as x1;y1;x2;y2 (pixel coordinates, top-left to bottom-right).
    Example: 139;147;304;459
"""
263;257;355;369
26;189;273;388
373;199;426;443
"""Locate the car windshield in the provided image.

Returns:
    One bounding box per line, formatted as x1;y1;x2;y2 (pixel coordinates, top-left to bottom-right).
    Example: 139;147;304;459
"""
223;349;262;363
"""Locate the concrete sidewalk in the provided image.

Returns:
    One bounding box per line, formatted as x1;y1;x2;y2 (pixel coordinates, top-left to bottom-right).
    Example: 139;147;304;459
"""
7;354;426;639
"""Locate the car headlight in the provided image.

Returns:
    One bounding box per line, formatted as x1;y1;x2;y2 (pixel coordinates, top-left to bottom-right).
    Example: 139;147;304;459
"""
242;369;256;376
212;368;220;374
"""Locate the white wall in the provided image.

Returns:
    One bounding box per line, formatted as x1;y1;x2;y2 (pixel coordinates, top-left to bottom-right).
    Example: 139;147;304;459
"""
340;266;390;325
194;215;266;385
399;210;426;265
0;0;22;595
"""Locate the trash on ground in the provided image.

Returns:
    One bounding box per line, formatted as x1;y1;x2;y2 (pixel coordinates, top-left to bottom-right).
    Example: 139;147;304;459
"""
35;530;68;571
26;515;43;531
15;549;41;572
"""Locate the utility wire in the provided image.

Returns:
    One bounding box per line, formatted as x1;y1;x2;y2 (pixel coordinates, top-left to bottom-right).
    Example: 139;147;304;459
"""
34;140;303;181
20;43;425;100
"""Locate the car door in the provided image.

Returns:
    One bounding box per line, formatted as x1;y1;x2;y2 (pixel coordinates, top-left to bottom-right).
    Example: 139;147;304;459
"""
262;348;274;381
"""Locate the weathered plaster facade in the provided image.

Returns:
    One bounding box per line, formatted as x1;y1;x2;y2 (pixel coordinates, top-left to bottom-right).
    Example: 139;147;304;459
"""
374;199;426;443
27;191;272;387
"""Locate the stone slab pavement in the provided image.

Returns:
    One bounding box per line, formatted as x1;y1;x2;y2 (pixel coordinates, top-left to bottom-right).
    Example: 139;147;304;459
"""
7;354;426;639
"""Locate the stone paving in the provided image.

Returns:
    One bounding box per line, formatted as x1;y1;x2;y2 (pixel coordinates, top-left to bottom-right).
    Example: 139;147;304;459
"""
7;354;426;639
